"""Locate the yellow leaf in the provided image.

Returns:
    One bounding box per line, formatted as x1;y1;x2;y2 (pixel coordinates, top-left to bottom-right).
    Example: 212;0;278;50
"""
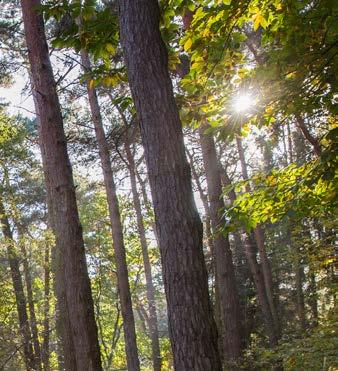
252;13;267;30
89;80;95;89
103;75;120;87
202;28;211;37
184;38;193;51
105;43;116;54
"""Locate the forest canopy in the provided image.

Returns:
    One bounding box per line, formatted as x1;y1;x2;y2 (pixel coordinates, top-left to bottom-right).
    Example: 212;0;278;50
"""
0;0;337;370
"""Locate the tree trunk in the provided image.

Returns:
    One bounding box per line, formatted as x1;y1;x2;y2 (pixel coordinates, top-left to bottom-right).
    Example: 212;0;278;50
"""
21;1;102;369
294;246;306;331
80;50;140;371
186;148;214;260
118;1;222;369
286;122;294;163
122;115;162;371
18;231;42;370
295;115;321;156
199;124;244;367
0;198;36;370
29;75;77;371
221;166;279;347
253;226;280;331
186;148;223;358
243;235;279;346
42;241;50;371
236;136;280;337
308;272;318;326
220;168;250;346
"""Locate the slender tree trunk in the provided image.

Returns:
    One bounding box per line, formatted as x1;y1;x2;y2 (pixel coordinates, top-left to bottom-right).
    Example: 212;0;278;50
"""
294;246;306;331
122;115;162;371
119;1;222;369
80;50;140;371
21;2;102;369
253;226;279;330
199;124;244;367
286;122;294;163
186;148;214;257
220;169;250;346
42;241;50;371
221;166;279;347
0;198;36;370
236;136;280;336
295;115;321;156
243;235;279;346
308;272;318;326
18;231;42;370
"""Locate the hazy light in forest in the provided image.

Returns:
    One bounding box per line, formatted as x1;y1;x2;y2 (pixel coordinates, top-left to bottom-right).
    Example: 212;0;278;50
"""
233;93;255;113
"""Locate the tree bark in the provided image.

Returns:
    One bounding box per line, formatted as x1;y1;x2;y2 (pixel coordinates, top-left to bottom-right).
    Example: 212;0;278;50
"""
122;114;162;371
29;74;77;371
80;50;140;371
186;148;223;357
199;124;244;367
21;1;102;369
0;198;36;370
118;1;222;369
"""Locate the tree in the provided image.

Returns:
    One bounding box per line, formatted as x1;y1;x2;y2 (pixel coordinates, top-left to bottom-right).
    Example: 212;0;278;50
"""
199;124;244;367
20;0;102;369
80;48;140;371
118;0;222;369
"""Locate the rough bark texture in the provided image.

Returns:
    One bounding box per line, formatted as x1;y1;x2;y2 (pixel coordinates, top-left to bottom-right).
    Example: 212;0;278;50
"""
118;1;222;369
123;120;162;371
186;149;223;358
0;199;36;370
30;76;77;371
21;1;102;369
80;50;140;371
199;124;244;367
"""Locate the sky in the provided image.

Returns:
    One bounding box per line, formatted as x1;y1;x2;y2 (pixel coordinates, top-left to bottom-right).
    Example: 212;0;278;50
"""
0;72;34;117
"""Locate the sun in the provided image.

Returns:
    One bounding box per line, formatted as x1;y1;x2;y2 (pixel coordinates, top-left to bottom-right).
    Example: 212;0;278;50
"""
233;93;255;113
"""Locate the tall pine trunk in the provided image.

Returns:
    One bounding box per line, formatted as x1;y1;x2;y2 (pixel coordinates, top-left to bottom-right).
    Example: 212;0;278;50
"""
29;75;77;370
118;1;222;369
122;113;162;371
80;49;140;371
0;197;36;370
21;1;102;369
186;149;223;355
199;124;244;367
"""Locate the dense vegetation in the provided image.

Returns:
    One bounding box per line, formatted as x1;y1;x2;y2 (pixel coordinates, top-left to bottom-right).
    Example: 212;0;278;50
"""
0;0;336;370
